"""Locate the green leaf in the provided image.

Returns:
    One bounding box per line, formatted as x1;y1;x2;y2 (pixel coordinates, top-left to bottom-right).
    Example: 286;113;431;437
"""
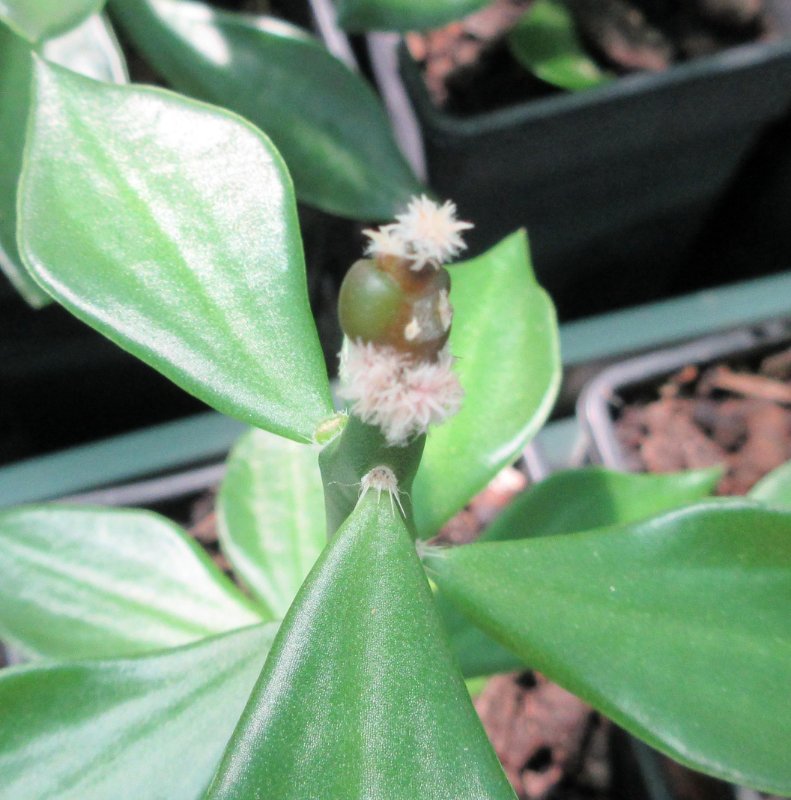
109;0;421;220
0;623;277;800
0;0;105;41
336;0;490;32
19;60;332;443
0;24;45;306
43;12;128;83
508;0;613;91
437;590;524;678
413;230;560;538
0;506;262;659
217;428;326;619
206;492;517;799
439;465;721;678
425;501;791;795
482;466;722;541
0;18;126;307
749;459;791;509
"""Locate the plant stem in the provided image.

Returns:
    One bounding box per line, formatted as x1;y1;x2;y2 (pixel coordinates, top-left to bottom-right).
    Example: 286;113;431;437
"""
319;415;425;539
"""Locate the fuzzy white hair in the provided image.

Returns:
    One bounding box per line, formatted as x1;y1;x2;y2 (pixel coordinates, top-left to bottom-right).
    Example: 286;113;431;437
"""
339;339;464;446
363;195;473;271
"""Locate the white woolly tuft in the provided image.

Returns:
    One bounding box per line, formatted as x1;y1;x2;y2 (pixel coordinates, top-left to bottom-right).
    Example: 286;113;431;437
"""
339;339;464;446
362;225;408;260
363;195;473;270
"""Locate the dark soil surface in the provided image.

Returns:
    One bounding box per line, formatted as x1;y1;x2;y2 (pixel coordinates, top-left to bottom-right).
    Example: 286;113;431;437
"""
408;0;784;114
615;343;791;494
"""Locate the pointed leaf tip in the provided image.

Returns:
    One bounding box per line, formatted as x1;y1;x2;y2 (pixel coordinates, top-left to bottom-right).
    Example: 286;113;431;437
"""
207;491;516;799
19;60;332;442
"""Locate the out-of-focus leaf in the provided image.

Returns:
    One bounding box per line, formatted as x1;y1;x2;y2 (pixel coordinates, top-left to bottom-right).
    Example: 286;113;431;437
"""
206;492;517;799
43;12;128;83
218;428;325;618
0;506;262;659
413;231;560;538
425;501;791;795
0;624;277;800
336;0;489;32
0;17;126;307
19;60;333;442
509;0;613;91
0;0;105;41
0;24;46;306
482;466;722;541
437;590;524;678
109;0;421;219
749;459;791;509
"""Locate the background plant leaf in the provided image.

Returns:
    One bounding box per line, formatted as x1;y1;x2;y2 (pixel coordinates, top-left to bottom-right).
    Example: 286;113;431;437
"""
425;501;791;795
336;0;490;32
413;230;560;538
0;0;105;41
0;506;262;659
749;458;791;509
0;18;126;307
217;428;326;619
206;492;516;799
19;60;332;443
109;0;421;219
0;624;277;800
508;0;613;91
482;466;722;541
443;467;720;678
43;12;128;83
436;591;524;678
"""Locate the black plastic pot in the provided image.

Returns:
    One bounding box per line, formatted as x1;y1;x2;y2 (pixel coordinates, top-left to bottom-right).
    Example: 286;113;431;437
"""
376;34;791;319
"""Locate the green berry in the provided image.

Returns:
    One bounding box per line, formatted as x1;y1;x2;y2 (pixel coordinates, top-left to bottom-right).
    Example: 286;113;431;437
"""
338;257;453;360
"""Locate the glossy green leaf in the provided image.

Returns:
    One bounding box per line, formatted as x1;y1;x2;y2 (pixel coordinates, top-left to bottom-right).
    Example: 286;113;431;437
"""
217;428;325;618
508;0;613;91
0;506;262;659
749;459;791;509
43;12;128;83
109;0;421;220
19;60;332;443
206;492;516;799
482;466;722;541
413;230;560;538
0;0;105;41
336;0;490;32
436;590;524;678
0;18;126;307
0;623;277;800
425;501;791;794
0;24;46;306
439;479;710;675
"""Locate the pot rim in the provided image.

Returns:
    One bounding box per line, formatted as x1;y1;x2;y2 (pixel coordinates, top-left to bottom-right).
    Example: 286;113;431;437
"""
577;317;791;470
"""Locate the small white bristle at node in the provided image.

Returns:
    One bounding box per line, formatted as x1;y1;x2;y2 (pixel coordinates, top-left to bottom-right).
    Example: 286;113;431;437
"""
360;466;406;517
363;195;473;270
339;339;464;447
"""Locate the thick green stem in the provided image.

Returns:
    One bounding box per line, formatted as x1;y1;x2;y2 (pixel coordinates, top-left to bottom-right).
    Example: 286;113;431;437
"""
318;415;425;539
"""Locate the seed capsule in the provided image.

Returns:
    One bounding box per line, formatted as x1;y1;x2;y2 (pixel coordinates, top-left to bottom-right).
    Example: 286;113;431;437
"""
338;257;452;361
